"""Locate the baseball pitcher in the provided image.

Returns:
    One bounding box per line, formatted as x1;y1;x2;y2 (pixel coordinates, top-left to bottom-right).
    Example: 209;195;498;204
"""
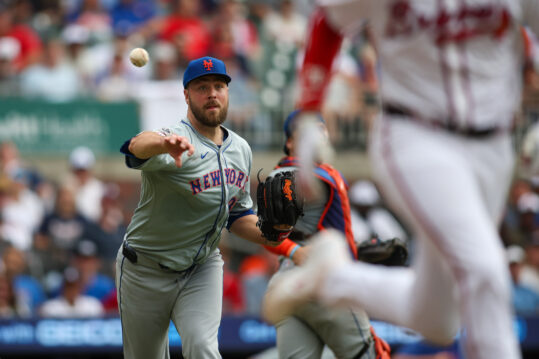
116;56;283;359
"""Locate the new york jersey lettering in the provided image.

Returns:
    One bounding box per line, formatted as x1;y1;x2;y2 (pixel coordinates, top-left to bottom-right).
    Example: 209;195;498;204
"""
189;168;248;195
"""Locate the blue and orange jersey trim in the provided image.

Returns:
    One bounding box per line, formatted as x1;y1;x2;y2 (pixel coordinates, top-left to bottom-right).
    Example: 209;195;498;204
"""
276;157;357;259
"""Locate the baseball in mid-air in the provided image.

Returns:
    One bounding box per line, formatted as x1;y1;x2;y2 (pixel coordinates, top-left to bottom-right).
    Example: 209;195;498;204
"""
129;48;149;67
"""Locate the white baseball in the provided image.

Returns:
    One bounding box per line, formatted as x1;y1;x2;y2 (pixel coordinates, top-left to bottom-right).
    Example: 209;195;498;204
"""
129;48;149;67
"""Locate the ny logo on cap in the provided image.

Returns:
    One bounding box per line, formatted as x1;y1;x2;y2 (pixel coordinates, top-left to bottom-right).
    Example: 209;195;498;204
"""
203;59;213;71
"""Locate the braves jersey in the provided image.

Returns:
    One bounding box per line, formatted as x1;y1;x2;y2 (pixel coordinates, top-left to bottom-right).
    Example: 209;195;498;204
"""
317;0;539;130
122;119;253;271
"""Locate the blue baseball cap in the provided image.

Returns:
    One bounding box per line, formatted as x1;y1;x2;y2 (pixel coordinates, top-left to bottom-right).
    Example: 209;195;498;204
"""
183;56;231;88
283;110;325;139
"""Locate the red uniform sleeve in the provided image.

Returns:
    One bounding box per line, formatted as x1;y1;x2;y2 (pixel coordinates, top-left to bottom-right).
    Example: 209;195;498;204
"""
263;238;299;257
296;8;344;111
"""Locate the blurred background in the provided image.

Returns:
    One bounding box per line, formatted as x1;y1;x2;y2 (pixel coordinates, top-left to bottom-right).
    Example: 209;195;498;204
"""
0;0;539;358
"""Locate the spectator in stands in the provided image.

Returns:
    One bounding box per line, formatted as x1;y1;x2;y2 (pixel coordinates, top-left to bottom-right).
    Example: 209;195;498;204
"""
61;23;92;88
65;146;106;222
0;141;53;211
39;266;104;318
220;241;245;315
140;0;211;64
349;179;408;245
0;35;20;96
507;245;539;316
86;24;151;91
33;184;102;286
29;0;65;38
239;249;277;316
222;56;259;129
0;0;42;72
264;0;307;47
0;175;12;240
96;183;126;271
66;0;113;44
522;27;539;92
101;286;118;314
246;0;276;43
520;122;539;180
150;40;181;80
0;268;31;318
19;37;83;102
511;192;539;246
210;0;259;70
521;233;539;295
1;141;34;186
95;50;133;101
70;239;115;301
110;0;156;37
501;179;534;246
2;245;46;316
0;170;44;251
129;41;187;130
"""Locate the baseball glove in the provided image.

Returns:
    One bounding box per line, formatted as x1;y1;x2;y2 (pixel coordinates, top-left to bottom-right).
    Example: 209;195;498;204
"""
357;236;408;266
256;170;304;242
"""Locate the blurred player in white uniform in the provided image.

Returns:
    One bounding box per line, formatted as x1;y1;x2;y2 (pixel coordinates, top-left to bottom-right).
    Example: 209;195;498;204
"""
263;1;539;359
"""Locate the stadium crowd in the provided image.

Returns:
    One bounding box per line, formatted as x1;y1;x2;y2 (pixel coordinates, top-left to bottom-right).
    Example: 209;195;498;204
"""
0;0;379;140
1;137;539;320
0;0;539;333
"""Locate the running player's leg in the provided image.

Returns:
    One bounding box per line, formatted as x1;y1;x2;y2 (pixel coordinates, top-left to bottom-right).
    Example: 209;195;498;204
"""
457;133;518;358
369;118;519;358
319;233;460;345
276;315;325;359
116;252;178;359
171;250;223;359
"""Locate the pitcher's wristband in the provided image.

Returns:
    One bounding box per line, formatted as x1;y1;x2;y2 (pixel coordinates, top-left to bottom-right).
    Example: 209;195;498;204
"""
289;245;300;260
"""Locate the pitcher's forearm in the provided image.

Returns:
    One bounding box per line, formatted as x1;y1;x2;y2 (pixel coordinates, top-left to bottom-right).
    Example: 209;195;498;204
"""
230;214;278;246
128;132;168;159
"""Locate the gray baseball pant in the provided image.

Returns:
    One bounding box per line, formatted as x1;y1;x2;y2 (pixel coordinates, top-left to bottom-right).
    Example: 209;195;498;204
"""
116;248;224;359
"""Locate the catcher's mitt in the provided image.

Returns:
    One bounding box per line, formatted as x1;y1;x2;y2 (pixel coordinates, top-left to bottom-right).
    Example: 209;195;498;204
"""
357;236;408;266
256;170;304;242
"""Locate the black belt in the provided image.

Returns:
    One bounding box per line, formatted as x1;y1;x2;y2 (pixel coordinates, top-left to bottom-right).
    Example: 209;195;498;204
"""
383;104;501;139
122;241;195;275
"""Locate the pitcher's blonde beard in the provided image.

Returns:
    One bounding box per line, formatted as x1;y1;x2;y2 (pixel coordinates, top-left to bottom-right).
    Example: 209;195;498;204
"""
189;95;229;128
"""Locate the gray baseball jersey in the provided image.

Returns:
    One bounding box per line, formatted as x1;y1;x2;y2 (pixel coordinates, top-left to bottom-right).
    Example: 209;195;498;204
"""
117;118;254;359
124;118;253;271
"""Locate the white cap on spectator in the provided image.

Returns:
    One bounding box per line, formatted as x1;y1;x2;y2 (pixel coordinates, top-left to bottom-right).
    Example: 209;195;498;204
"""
0;37;20;61
62;24;90;45
75;239;98;257
69;146;96;170
517;192;539;213
349;180;380;206
506;245;525;264
63;266;81;284
152;41;176;62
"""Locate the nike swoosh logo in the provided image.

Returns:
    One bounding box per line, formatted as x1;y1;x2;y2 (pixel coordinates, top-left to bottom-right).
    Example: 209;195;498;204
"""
201;152;209;159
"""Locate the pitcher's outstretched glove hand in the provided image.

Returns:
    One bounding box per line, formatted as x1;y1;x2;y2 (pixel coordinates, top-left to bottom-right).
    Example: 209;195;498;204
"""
256;170;304;242
357;236;408;266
